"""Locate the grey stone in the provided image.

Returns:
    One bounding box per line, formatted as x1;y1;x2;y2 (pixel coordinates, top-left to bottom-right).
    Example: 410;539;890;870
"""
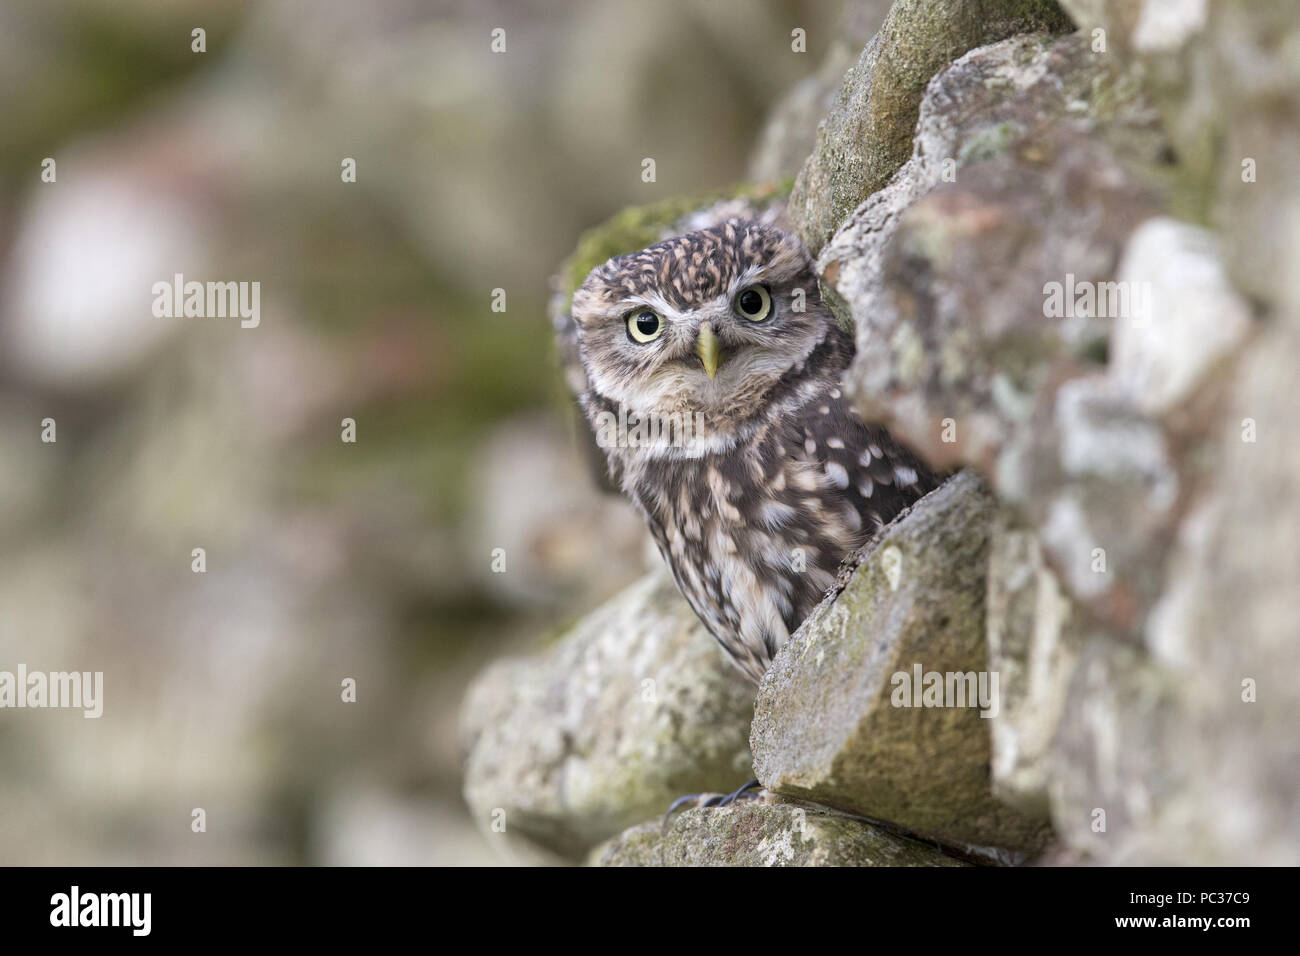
590;800;970;867
1047;635;1189;863
1035;375;1180;624
460;569;756;862
1034;0;1300;863
1058;1;1300;304
1084;322;1300;866
747;1;891;183
832;0;1300;865
985;517;1083;812
821;32;1163;477
750;471;1052;855
1058;0;1208;56
818;31;1199;634
1111;217;1252;417
787;0;1075;254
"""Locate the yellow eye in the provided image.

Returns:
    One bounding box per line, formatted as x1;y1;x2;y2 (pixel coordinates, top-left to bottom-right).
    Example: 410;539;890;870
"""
626;309;664;343
734;285;772;321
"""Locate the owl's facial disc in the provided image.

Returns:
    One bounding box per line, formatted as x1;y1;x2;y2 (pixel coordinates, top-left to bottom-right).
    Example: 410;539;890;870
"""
597;285;822;424
573;220;833;435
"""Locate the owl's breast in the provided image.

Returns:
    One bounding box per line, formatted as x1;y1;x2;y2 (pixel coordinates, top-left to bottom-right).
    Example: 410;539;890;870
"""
624;419;861;678
619;376;937;682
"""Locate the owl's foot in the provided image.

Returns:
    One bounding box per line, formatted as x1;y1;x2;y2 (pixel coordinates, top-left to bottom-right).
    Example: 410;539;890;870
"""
662;778;763;827
714;778;763;808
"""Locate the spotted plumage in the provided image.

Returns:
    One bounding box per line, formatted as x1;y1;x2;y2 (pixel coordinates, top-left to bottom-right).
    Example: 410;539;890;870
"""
572;220;936;683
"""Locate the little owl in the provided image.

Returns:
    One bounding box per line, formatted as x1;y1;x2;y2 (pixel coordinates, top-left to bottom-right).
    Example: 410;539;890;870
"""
572;220;936;683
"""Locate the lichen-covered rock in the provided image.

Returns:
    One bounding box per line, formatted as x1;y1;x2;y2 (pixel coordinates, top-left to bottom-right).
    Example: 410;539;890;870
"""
590;800;969;867
1056;1;1300;302
750;471;1052;856
816;31;1164;356
822;31;1164;477
787;0;1075;254
1046;636;1185;862
460;569;756;862
747;1;890;183
1035;0;1300;861
985;517;1082;812
794;0;1299;867
1052;321;1300;866
1110;218;1251;417
819;31;1234;636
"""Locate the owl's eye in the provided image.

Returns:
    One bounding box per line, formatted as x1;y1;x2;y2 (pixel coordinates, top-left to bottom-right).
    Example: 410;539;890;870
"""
734;285;772;322
626;309;664;343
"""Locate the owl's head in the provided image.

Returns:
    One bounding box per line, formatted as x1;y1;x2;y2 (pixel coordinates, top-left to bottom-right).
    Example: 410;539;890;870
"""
571;220;833;439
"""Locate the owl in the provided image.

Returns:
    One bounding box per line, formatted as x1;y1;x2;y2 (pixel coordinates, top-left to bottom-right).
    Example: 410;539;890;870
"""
571;219;936;683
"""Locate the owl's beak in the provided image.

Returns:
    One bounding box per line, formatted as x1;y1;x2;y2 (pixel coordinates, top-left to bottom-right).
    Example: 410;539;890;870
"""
695;323;722;380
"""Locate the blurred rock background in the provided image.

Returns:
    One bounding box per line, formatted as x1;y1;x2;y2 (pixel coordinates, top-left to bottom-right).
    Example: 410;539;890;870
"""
0;0;850;864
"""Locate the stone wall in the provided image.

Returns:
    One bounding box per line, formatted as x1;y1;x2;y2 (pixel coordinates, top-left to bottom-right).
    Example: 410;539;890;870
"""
461;0;1300;865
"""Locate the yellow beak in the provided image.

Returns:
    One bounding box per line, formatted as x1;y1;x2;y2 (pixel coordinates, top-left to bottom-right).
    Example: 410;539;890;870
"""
695;323;721;380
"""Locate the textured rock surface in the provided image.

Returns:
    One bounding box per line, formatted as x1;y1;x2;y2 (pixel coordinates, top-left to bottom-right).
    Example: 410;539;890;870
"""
750;471;1051;855
1121;324;1300;865
811;0;1300;865
591;800;969;867
787;0;1074;254
818;29;1257;644
748;1;891;183
460;569;756;862
1110;217;1251;417
1057;2;1300;300
985;517;1082;812
821;30;1165;478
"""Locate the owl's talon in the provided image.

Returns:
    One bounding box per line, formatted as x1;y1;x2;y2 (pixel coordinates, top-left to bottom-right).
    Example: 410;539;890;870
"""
716;778;762;807
662;779;763;828
662;793;704;827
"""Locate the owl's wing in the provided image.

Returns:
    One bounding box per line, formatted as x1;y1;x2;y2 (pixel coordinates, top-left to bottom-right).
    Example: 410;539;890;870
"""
794;394;940;550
